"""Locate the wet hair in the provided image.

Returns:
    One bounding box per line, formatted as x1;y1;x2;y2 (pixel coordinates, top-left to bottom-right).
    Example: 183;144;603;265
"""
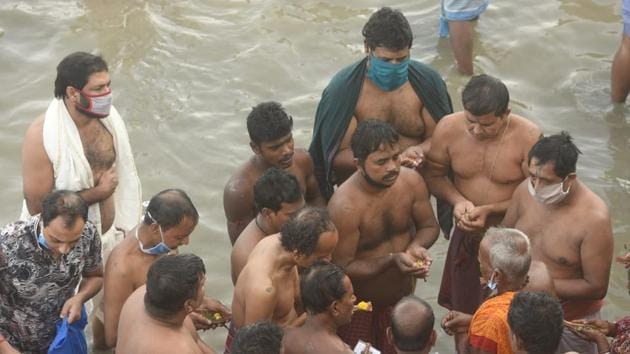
351;119;400;163
391;296;434;352
54;52;108;99
508;291;563;354
247;101;293;145
484;228;531;283
144;189;199;231
231;320;283;354
462;74;510;117
300;261;346;314
363;7;413;51
41;190;89;228
254;167;302;213
280;207;335;256
144;254;205;318
528;132;582;179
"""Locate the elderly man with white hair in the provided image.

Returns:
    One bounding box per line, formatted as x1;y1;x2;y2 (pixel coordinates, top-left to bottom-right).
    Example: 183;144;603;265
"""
467;227;532;354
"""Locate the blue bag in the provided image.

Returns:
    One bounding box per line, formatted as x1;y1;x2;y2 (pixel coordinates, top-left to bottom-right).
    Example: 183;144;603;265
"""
48;305;88;354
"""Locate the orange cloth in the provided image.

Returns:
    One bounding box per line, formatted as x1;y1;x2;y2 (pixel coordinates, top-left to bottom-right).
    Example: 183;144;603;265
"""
468;291;516;354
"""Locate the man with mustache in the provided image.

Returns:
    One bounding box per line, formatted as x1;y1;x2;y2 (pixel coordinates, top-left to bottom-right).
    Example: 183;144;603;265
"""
424;74;541;353
223;101;325;245
328;119;439;354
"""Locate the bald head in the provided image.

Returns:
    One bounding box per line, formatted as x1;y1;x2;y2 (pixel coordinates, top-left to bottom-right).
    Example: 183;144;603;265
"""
390;296;434;352
144;189;199;231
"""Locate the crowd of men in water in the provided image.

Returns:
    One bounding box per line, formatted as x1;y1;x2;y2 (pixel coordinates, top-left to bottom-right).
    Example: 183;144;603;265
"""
1;5;629;354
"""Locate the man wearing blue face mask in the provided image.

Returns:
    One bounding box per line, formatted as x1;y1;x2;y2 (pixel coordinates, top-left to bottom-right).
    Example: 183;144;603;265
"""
502;132;614;354
0;190;103;353
101;189;231;350
309;7;453;232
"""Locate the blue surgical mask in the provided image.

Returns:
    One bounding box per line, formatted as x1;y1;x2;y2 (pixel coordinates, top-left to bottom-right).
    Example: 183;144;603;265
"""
136;211;172;255
486;272;497;291
367;54;410;92
38;231;49;249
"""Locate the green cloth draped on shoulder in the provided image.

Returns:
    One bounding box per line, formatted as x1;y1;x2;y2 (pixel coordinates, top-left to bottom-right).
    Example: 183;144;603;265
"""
308;57;455;234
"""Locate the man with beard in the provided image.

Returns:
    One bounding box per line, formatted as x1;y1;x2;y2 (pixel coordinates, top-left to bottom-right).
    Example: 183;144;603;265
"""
423;74;541;352
502;132;613;354
328;119;439;354
21;51;142;348
224;101;325;245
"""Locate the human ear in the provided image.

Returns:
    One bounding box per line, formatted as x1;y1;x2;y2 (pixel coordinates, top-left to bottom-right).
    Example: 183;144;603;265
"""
250;142;261;155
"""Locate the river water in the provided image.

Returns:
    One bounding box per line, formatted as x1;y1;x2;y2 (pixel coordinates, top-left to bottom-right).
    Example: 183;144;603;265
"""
0;0;628;352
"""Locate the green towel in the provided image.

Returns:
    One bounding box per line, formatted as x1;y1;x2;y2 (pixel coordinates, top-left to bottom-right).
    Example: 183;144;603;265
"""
308;57;455;234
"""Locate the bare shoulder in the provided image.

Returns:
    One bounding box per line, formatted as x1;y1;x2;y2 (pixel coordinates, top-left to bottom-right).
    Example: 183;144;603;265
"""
23;114;46;156
328;178;362;215
293;148;314;171
224;162;257;196
509;114;542;143
399;167;427;186
579;186;611;225
434;112;464;137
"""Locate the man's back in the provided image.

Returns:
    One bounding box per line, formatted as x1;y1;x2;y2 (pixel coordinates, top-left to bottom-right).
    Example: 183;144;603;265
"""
103;232;157;346
230;219;266;284
283;325;352;354
232;235;299;328
116;287;203;354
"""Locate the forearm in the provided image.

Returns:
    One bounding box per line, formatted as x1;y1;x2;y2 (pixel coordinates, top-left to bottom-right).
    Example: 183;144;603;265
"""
78;186;106;205
344;254;395;280
554;278;607;301
76;276;104;303
481;199;511;216
288;313;307;327
410;225;440;249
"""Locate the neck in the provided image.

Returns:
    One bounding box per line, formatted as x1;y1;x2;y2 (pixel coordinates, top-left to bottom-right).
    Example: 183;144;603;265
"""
136;224;161;249
304;313;339;334
145;307;187;328
255;214;273;235
498;281;524;294
271;235;299;271
63;97;92;128
252;155;275;170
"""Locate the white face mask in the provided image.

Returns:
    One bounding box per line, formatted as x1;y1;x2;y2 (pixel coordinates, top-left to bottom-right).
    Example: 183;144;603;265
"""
527;177;571;205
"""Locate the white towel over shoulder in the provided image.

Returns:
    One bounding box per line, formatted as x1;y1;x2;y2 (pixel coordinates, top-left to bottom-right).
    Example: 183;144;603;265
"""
21;98;142;234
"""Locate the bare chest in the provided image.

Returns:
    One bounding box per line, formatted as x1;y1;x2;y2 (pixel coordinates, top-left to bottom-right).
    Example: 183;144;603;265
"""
79;121;116;172
514;205;583;269
355;82;424;139
355;190;414;251
450;138;525;184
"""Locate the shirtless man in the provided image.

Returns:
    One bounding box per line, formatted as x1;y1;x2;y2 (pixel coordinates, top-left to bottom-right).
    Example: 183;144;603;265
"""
228;207;339;353
103;189;229;348
231;168;304;284
309;7;452;199
224;101;324;244
21;51;141;348
328;120;439;354
502;132;613;354
387;296;437;354
116;254;215;354
283;261;356;354
423;74;541;352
